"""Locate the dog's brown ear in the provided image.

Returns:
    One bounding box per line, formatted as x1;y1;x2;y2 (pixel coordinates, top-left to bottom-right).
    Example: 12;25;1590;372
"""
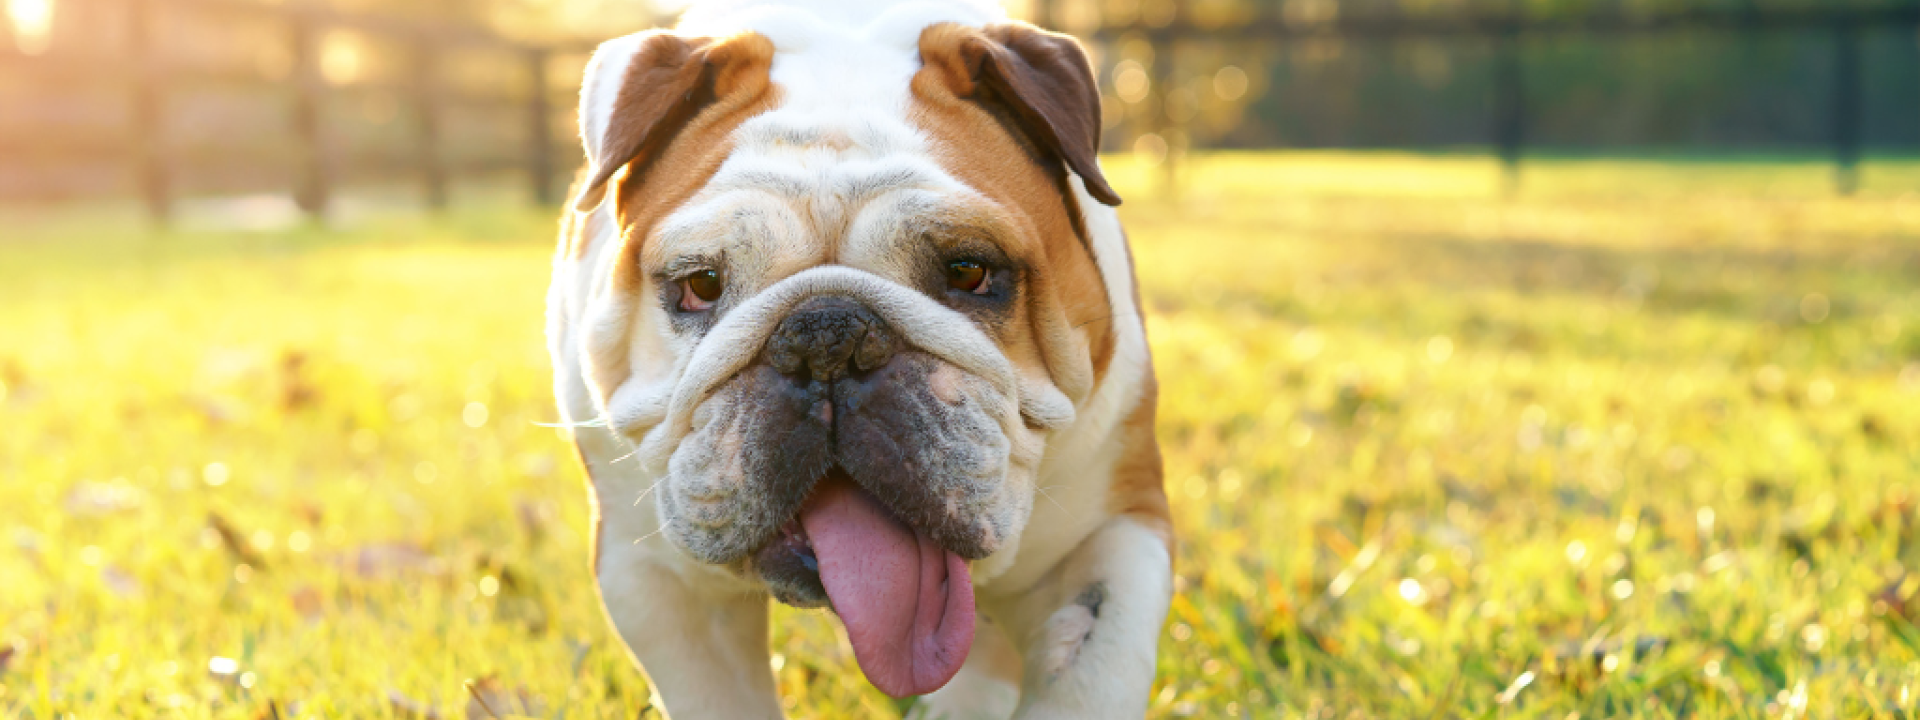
575;31;773;212
934;24;1121;207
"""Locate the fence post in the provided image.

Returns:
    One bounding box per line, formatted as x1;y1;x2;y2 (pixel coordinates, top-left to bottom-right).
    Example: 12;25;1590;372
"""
411;31;447;211
1151;7;1183;197
1492;22;1526;197
128;0;171;225
1831;19;1861;196
526;47;555;207
289;5;329;222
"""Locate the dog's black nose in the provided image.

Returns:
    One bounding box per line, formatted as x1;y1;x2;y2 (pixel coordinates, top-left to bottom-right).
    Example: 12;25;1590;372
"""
764;297;899;383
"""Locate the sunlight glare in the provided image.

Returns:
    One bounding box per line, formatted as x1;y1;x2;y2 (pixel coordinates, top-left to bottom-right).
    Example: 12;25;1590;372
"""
7;0;55;55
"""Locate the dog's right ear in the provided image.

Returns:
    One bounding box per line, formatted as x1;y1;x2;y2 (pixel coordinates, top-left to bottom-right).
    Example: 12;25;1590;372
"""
574;31;773;213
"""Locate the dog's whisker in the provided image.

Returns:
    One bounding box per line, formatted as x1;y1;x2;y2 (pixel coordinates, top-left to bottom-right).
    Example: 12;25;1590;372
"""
1035;484;1077;521
631;526;667;545
633;477;666;506
533;417;609;429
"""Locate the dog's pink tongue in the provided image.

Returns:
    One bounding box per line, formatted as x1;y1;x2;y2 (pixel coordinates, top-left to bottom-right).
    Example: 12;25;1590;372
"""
798;479;974;698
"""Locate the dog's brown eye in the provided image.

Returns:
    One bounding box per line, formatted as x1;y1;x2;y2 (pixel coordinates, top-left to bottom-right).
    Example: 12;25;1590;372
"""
681;270;723;311
946;261;988;294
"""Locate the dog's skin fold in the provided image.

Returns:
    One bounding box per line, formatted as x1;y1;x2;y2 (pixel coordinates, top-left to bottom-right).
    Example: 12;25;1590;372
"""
546;1;1170;717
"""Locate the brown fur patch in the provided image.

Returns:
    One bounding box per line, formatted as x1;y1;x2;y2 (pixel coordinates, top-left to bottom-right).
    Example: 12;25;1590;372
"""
1109;369;1172;553
612;32;778;292
565;32;780;264
909;23;1117;392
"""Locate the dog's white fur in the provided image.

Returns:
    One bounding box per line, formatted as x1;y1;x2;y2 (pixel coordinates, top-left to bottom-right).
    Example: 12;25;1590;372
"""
547;2;1169;717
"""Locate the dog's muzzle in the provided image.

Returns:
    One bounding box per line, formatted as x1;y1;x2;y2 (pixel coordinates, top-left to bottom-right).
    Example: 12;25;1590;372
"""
746;296;984;606
752;296;902;606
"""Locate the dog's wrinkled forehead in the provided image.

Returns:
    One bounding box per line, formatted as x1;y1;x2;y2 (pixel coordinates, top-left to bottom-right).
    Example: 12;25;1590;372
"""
574;3;992;214
573;1;1118;223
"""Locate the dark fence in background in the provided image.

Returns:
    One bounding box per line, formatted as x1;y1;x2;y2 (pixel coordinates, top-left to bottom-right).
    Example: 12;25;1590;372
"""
1067;1;1920;195
3;0;1917;226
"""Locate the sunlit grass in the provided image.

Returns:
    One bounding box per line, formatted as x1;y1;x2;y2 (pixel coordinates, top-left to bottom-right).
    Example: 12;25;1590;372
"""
3;152;1919;717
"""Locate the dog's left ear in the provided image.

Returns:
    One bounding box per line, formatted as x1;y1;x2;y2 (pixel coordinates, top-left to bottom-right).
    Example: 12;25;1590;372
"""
924;24;1122;207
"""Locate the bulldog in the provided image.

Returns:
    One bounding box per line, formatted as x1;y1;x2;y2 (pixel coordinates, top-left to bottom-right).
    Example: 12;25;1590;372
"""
545;1;1170;716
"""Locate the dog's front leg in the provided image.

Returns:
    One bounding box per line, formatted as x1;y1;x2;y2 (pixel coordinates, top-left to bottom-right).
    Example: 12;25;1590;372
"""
996;516;1173;719
597;549;783;719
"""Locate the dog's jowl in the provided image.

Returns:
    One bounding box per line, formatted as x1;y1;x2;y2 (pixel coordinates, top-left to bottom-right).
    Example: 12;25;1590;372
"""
546;1;1170;716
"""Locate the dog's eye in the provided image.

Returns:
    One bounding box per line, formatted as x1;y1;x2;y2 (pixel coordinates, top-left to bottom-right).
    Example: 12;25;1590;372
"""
681;270;724;311
945;261;989;294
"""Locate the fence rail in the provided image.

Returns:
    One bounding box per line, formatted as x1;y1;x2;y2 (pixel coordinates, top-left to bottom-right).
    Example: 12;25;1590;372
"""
0;0;603;224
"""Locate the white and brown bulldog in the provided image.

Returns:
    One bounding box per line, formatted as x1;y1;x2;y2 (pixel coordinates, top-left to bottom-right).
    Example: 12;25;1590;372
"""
546;1;1170;716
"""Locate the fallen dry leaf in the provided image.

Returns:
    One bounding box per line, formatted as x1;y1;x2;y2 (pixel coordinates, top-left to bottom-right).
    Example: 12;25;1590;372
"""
294;502;324;527
387;689;444;720
465;676;546;719
252;699;304;720
290;585;325;622
279;351;319;410
208;513;268;569
515;500;553;547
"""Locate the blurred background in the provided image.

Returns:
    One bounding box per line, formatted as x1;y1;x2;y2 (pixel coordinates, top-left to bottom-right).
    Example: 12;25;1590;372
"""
4;0;1917;216
4;1;1920;718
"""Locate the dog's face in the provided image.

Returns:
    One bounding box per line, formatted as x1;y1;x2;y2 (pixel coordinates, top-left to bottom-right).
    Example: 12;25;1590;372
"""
566;20;1121;615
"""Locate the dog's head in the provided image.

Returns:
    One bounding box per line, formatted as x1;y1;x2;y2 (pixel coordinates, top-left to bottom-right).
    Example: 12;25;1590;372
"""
565;8;1120;696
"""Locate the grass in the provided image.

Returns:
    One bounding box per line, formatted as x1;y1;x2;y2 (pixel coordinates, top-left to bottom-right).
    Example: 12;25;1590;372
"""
2;151;1919;718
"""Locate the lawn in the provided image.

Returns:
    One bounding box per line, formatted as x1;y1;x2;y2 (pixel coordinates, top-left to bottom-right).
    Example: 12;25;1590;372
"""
3;152;1919;718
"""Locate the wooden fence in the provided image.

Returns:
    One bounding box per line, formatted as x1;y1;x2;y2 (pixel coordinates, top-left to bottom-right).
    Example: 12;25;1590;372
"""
0;0;602;224
3;1;1917;226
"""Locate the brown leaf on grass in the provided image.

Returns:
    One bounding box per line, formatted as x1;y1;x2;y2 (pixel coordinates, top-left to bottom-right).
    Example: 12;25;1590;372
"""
0;358;30;406
387;689;444;720
294;502;325;527
102;565;142;598
328;543;447;580
464;676;546;719
290;585;325;622
515;500;553;547
209;513;268;569
279;351;318;410
1876;574;1918;622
